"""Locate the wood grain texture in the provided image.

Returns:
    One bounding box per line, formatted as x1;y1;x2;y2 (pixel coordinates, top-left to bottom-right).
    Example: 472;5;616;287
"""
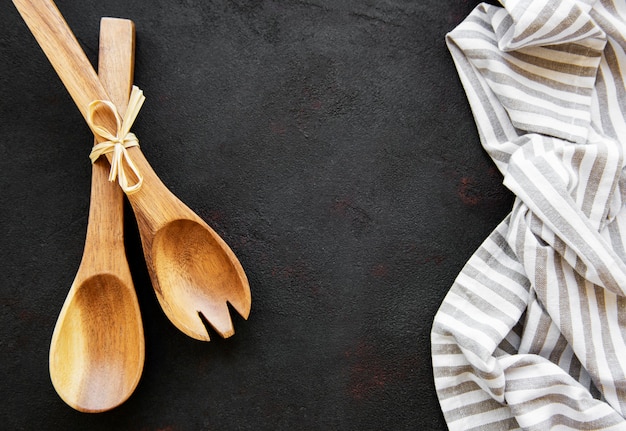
12;0;251;341
48;18;144;413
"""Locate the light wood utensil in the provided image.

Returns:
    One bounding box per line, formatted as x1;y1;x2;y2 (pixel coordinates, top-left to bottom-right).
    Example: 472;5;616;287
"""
49;18;143;413
13;0;251;341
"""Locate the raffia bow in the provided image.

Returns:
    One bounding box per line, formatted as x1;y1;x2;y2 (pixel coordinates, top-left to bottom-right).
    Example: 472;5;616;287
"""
87;86;145;194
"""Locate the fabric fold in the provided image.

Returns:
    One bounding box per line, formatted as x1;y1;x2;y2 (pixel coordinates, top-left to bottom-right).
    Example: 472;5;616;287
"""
432;0;626;429
447;2;605;147
496;0;604;51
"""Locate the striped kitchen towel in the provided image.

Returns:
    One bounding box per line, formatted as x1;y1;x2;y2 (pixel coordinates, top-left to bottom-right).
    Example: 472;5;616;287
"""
431;0;626;429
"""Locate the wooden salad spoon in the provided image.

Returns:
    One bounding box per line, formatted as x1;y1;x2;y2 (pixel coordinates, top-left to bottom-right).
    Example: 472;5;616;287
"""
49;18;143;413
13;0;251;341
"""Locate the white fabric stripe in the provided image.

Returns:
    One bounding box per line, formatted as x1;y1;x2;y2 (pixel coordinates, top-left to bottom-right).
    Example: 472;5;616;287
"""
438;387;494;412
456;268;527;314
444;291;515;339
583;143;620;227
434;311;500;359
538;310;564;359
448;405;515;431
599;54;626;138
479;65;592;106
465;41;601;85
506;111;590;138
599;292;626;415
575;143;599;216
432;352;471;368
488;81;591;121
524;44;602;65
584;280;619;409
433;371;502;393
605;293;626;379
480;231;525;272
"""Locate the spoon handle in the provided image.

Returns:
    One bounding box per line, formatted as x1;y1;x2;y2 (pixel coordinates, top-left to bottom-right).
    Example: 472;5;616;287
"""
84;18;135;260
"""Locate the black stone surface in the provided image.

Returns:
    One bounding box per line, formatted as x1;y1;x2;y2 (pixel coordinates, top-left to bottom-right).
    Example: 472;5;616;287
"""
0;1;510;429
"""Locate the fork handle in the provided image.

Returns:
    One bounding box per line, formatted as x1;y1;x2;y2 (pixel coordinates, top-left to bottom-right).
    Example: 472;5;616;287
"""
12;0;116;135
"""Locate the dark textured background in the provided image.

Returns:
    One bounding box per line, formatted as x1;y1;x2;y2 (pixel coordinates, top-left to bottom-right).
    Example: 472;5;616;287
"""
0;0;509;429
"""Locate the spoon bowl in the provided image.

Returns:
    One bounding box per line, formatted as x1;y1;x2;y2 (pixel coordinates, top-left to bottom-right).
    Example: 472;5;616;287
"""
50;274;143;411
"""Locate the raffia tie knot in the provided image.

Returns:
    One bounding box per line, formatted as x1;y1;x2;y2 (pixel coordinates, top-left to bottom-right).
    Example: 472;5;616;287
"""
88;86;145;194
